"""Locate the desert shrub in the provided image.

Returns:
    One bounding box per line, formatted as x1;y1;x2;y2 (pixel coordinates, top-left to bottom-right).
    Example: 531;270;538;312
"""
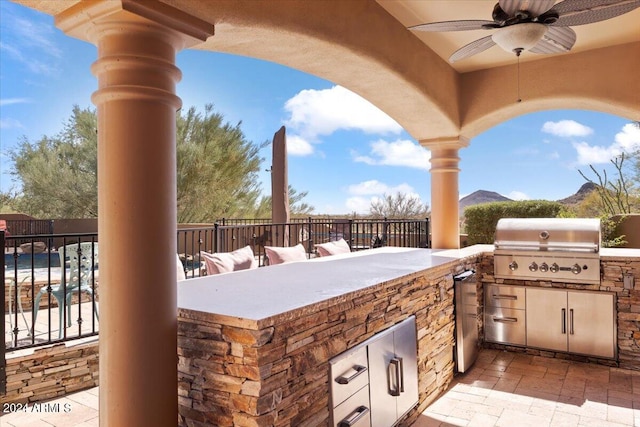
465;200;564;244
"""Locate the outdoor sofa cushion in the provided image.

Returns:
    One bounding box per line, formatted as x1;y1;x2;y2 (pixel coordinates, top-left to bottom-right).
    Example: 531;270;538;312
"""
200;245;257;275
177;254;186;281
264;243;307;265
315;238;351;257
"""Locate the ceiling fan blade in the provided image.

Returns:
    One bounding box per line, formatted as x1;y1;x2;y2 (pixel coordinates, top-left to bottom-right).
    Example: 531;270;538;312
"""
551;0;640;26
449;35;496;63
529;26;577;53
409;20;496;32
499;0;557;16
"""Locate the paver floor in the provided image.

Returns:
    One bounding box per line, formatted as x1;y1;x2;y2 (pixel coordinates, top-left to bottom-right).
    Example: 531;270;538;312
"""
413;348;640;427
2;348;639;426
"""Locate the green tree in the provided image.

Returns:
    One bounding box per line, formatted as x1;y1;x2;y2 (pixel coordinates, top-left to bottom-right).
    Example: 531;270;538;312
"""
7;104;287;221
253;185;315;218
369;192;429;219
175;105;266;222
10;106;98;217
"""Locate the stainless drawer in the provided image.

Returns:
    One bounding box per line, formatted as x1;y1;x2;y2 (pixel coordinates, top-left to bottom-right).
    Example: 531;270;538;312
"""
485;284;526;310
484;306;526;346
330;344;369;408
333;385;371;427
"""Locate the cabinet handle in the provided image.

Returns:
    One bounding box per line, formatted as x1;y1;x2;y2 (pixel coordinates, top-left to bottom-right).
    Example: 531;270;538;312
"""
492;316;517;323
492;294;517;300
338;405;370;427
569;308;574;335
336;365;367;385
561;308;566;334
388;357;403;396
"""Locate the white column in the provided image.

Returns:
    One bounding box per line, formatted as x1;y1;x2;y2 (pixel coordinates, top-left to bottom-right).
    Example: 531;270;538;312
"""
56;3;212;426
421;138;469;249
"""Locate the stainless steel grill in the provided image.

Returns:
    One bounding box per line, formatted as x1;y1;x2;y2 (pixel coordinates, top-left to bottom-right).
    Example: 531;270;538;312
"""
494;218;601;285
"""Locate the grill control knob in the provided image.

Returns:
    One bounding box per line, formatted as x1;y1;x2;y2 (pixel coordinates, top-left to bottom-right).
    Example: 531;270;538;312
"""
550;263;559;273
529;262;538;272
539;263;549;272
571;264;582;274
509;261;518;271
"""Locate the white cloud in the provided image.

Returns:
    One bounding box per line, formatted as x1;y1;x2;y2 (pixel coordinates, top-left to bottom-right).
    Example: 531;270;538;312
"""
284;85;402;140
572;123;640;165
352;139;430;170
541;120;593;138
344;180;422;214
286;135;314;156
0;5;62;76
347;180;414;196
0;118;23;129
345;196;376;214
0;98;30;107
507;191;530;201
615;123;640;152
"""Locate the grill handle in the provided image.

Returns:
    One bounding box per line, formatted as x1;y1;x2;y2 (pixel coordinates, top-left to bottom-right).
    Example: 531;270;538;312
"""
492;294;518;301
336;365;367;385
494;241;599;252
492;316;518;323
338;406;370;427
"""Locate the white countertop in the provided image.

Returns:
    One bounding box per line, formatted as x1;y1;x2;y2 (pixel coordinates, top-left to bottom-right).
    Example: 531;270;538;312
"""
177;246;487;323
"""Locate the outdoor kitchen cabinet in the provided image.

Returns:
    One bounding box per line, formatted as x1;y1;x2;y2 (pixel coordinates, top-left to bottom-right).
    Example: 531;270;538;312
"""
367;316;419;427
526;287;616;359
329;316;418;427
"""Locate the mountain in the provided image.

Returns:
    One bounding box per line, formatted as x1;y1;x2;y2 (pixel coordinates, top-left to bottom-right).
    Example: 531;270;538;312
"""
557;182;597;205
459;190;512;212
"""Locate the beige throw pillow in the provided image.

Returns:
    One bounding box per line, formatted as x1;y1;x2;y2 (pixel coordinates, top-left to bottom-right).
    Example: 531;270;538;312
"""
315;238;351;257
264;243;307;265
200;245;257;275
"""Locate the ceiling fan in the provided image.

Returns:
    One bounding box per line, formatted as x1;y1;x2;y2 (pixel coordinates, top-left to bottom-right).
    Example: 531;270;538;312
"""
409;0;640;63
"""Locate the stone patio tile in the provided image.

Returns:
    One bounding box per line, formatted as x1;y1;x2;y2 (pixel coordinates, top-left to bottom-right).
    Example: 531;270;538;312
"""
66;389;99;411
443;415;470;426
515;386;564;402
506;366;547;379
493;377;520;393
518;375;564;395
550;410;580;427
606;402;635;425
411;414;446;427
426;396;461;416
454;400;503;417
495;408;551;427
445;390;487;404
577;415;632;427
467;412;499;427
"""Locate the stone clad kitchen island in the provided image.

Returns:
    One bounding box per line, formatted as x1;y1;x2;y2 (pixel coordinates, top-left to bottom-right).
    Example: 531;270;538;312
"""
176;247;487;427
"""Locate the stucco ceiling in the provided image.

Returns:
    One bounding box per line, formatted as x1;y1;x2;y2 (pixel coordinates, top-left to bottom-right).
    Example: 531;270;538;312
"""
377;0;640;73
11;0;640;141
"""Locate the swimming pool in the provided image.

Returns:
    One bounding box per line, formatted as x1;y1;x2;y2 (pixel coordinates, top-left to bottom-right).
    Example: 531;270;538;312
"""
4;252;62;270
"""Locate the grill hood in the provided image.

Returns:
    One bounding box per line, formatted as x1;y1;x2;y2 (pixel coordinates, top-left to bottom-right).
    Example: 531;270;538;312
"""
494;218;600;253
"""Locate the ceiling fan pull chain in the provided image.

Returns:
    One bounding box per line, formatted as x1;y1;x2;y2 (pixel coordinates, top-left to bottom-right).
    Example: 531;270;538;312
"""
516;49;522;103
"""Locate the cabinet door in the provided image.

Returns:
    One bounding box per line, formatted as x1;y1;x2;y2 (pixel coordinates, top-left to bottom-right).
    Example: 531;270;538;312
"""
367;331;397;427
394;317;419;420
526;288;567;352
568;291;615;359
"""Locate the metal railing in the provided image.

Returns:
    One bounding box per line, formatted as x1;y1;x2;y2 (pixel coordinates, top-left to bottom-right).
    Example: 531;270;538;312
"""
177;218;430;277
2;218;429;390
2;232;100;350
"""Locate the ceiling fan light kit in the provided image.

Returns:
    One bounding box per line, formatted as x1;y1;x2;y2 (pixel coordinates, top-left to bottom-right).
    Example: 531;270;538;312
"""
409;0;640;62
491;23;548;54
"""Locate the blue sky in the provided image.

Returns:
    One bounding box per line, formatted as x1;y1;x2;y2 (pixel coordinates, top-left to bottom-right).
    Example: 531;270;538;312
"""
1;2;638;216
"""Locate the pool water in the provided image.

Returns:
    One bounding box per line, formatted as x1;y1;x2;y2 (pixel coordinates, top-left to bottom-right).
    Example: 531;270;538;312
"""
4;252;62;270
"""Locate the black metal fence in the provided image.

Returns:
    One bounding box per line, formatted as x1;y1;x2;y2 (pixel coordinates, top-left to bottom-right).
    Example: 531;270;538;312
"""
2;218;428;390
177;218;430;277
